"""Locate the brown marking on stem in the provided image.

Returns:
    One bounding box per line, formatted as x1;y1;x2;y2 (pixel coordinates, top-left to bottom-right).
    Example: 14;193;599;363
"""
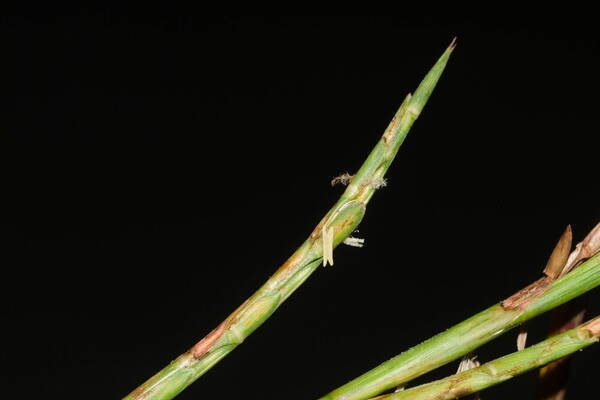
190;322;227;359
501;277;553;311
271;243;313;282
129;382;155;399
369;376;477;400
339;216;359;231
383;93;411;145
383;114;402;145
274;252;302;277
447;385;476;399
543;225;572;280
310;212;333;241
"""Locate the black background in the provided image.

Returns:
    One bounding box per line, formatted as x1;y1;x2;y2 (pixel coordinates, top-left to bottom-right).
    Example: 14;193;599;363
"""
2;12;599;399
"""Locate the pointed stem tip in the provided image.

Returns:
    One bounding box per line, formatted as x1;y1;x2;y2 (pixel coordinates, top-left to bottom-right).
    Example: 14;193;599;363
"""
450;37;458;50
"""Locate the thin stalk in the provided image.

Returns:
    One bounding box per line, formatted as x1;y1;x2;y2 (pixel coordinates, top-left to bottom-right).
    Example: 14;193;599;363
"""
374;317;600;400
535;298;587;400
319;253;600;400
536;222;600;400
123;40;456;400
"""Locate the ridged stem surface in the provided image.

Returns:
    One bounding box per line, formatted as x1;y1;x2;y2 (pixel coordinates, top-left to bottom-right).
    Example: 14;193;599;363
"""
376;317;599;400
320;253;600;400
123;41;456;400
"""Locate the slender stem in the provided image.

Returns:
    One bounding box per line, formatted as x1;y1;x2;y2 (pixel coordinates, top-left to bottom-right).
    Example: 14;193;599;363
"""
123;41;456;400
319;253;600;400
375;317;600;400
535;297;587;400
535;222;600;400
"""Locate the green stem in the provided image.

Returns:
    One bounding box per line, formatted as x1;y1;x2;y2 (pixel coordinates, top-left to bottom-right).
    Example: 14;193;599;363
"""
535;297;587;400
319;253;600;400
376;317;600;400
123;40;456;400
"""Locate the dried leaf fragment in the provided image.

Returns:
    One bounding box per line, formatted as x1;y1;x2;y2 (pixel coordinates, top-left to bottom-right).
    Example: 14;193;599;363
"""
560;222;600;277
543;225;572;280
322;225;335;266
331;173;353;187
457;353;480;373
456;353;482;399
367;177;388;189
583;316;600;336
517;324;528;351
343;236;365;247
